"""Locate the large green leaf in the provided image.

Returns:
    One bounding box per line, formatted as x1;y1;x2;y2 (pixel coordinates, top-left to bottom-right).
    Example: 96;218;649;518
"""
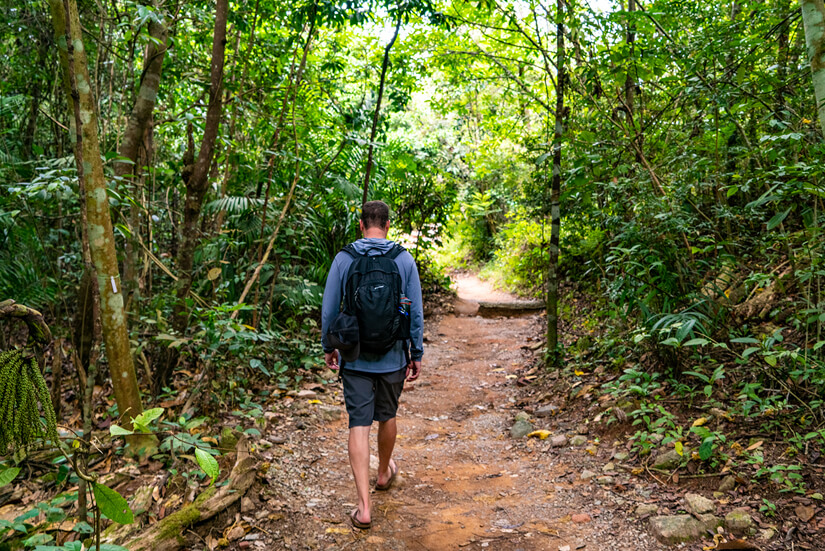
92;483;134;524
0;467;20;488
194;448;220;484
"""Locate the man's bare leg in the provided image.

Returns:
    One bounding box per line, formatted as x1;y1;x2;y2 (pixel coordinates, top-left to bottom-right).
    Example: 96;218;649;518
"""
348;426;371;524
377;418;397;487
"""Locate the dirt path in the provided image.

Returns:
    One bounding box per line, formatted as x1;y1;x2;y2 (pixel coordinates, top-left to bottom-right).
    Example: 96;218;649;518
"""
251;275;663;551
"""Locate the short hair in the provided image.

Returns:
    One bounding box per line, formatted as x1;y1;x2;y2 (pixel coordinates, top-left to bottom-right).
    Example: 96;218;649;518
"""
361;200;390;229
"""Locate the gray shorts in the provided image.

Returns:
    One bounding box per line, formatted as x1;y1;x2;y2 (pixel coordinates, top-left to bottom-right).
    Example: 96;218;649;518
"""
341;367;406;428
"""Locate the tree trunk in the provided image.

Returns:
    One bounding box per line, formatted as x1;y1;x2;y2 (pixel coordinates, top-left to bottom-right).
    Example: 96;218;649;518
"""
119;2;168;307
161;0;228;388
546;0;565;367
361;15;402;204
49;0;153;451
800;0;825;135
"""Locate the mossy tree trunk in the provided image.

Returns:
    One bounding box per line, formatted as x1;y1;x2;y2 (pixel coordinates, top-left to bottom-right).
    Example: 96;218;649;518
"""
801;0;825;135
49;0;153;451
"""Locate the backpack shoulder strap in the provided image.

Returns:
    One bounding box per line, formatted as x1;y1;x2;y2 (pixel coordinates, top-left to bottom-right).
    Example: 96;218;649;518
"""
340;244;361;259
385;243;406;260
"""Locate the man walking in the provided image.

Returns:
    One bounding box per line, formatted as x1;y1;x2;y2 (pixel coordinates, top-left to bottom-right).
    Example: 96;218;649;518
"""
321;200;423;530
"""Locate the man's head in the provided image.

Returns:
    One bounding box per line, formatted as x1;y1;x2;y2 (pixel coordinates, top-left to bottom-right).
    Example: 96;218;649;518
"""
360;200;390;236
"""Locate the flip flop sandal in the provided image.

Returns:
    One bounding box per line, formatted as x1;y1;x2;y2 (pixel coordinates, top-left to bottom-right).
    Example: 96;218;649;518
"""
375;462;398;491
350;509;370;530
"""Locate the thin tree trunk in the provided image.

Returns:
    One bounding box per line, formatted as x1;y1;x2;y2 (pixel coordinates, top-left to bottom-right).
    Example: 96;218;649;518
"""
119;2;168;307
800;0;825;135
162;0;229;388
49;0;153;451
546;0;564;367
361;15;402;204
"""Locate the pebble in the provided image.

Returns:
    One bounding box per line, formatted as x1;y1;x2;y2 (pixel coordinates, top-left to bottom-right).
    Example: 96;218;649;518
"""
580;470;597;481
569;435;588;446
571;513;591;523
550;435;567;447
602;462;615;473
685;493;714;515
613;452;629;461
597;476;614;484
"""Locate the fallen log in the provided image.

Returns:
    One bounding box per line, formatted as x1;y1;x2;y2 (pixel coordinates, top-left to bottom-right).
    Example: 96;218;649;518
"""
111;436;257;551
477;300;545;318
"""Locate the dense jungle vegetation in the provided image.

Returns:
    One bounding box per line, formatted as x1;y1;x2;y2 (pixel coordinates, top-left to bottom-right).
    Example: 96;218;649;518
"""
1;0;825;547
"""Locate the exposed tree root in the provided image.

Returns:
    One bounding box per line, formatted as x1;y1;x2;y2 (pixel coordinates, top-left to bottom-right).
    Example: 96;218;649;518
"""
109;436;257;551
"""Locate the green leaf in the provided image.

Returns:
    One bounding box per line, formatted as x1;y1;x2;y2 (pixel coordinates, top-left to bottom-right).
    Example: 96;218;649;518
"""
742;347;760;358
0;467;20;488
194;448;219;484
683;338;709;347
73;521;94;533
661;337;681;347
109;425;134;437
764;354;778;367
22;533;53;546
766;208;791;231
698;437;714;461
132;407;164;433
731;337;760;344
92;483;134;524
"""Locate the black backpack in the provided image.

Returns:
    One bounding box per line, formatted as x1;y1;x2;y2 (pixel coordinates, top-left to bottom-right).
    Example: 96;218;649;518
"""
341;243;409;357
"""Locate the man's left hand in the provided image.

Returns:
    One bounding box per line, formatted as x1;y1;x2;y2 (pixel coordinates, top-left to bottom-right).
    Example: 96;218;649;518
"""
325;351;339;370
406;360;421;381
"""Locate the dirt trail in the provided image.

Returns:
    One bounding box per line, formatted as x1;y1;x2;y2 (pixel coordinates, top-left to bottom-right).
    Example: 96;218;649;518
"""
254;274;663;550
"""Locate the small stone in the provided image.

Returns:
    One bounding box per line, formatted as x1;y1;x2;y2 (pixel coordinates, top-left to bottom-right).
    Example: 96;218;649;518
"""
718;475;736;493
580;470;597;481
270;436;287;445
575;424;589;435
652;449;682;470
569;435;588;447
648;433;664;444
571;513;591;523
696;513;722;532
613;452;629;461
366;536;386;544
758;528;776;541
725;509;754;534
550;435;567;447
295;420;306;430
510;419;534;439
243;533;262;541
264;411;278;421
596;476;614;485
241;497;255;513
685;493;715;515
227;525;245;541
535;405;559;417
602;462;616;473
318;406;343;422
649;515;704;544
239;542;251;549
515;411;531;422
635;504;658;517
220;426;242;450
297;389;317;399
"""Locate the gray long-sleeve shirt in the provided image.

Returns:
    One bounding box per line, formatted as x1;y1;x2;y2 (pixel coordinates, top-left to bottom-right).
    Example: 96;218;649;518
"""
321;238;424;373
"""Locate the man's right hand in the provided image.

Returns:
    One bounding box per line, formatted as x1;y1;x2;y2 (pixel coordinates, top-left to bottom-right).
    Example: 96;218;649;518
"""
325;351;339;370
406;360;421;381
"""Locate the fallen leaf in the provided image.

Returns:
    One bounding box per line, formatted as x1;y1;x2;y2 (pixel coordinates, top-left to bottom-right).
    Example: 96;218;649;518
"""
527;430;551;440
746;441;763;451
795;504;816;522
692;417;708;427
326;527;351;534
